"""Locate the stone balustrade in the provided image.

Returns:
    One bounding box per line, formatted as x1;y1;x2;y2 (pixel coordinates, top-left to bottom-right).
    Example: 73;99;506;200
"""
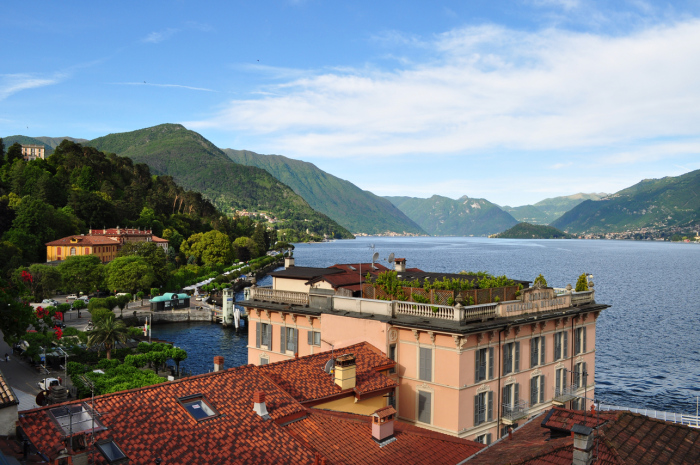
249;287;310;306
395;301;456;320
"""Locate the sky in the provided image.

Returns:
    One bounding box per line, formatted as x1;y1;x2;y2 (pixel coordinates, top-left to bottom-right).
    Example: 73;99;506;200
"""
2;0;700;207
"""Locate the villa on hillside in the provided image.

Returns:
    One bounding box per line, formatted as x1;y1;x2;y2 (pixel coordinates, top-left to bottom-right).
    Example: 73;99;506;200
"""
239;256;608;445
20;144;45;161
45;227;168;263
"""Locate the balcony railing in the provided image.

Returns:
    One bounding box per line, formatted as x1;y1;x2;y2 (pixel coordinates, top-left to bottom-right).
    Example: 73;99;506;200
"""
571;291;594;306
502;400;530;423
552;385;579;404
395;301;455;320
249;287;309;306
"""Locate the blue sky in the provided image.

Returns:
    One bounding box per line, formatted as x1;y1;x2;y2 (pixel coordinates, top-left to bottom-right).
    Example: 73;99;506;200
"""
3;0;700;206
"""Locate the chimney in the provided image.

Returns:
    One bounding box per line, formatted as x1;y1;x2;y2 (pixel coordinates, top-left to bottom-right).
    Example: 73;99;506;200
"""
285;256;295;268
571;424;595;465
334;353;356;390
214;356;224;372
394;258;406;273
253;391;271;420
371;406;397;445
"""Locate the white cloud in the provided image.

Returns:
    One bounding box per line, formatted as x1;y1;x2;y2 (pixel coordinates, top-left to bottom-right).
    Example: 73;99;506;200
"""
0;74;60;101
528;0;581;11
115;82;216;92
188;19;700;165
142;28;178;44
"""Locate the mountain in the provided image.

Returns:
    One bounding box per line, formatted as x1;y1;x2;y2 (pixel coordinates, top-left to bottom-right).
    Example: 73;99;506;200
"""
551;170;700;233
88;124;353;240
2;136;88;156
492;223;572;239
385;195;518;236
502;193;607;224
223;149;425;235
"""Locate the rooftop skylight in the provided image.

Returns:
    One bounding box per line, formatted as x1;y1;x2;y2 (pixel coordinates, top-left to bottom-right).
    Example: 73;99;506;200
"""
178;394;218;421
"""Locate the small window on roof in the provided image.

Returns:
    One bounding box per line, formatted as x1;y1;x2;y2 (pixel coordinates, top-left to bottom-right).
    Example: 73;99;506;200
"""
95;439;129;464
178;395;218;421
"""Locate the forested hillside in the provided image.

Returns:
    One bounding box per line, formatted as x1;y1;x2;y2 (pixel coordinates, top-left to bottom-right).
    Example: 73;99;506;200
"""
224;149;425;235
88;124;352;240
551;170;700;233
502;193;607;224
493;223;572;239
386;195;518;236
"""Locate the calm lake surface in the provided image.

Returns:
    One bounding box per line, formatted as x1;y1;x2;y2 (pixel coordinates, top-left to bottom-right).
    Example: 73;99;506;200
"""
154;237;700;415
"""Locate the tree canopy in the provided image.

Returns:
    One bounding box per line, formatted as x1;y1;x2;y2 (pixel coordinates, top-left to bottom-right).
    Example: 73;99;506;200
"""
105;256;155;293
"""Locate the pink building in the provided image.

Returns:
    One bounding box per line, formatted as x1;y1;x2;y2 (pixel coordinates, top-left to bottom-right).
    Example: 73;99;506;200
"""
240;258;607;445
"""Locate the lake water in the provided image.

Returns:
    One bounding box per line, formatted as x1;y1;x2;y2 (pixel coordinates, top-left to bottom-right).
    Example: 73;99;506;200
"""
154;237;700;415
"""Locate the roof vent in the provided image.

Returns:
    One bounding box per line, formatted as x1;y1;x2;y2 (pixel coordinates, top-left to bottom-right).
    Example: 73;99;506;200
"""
253;391;271;420
394;258;406;273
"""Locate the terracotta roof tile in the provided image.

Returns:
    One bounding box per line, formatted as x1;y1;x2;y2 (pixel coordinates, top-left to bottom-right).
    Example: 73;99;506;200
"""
286;409;483;465
45;235;119;246
541;407;615;432
257;342;397;403
0;370;18;409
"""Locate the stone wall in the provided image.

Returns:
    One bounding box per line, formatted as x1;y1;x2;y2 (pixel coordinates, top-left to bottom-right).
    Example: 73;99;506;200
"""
148;309;213;325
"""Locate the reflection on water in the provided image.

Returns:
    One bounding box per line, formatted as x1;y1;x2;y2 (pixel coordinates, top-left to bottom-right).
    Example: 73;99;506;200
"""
155;237;700;414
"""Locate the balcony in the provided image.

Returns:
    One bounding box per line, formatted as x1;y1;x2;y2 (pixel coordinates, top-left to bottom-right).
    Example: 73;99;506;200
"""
552;385;579;405
502;400;530;424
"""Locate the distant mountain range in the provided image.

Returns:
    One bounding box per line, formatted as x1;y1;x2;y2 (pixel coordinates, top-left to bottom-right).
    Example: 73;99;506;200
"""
224;149;425;235
384;195;518;236
552;169;700;233
2;135;88;156
87;124;353;239
502;193;607;224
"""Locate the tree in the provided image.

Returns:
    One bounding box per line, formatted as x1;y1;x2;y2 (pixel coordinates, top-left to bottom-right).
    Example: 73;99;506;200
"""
233;236;256;262
150;287;159;297
25;264;63;300
147;350;168;374
89;307;113;325
0;274;41;344
162;228;184;252
105;296;118;312
533;274;548;288
252;222;270;257
0;137;4;167
115;295;130;317
575;273;589;292
5;142;23;164
59;255;104;293
105;256;155;293
71;299;86;317
87;314;128;359
181;230;233;266
169;347;188;376
117;241;168;286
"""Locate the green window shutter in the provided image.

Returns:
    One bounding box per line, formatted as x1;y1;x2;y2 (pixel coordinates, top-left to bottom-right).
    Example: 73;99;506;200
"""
487;391;493;422
514;383;519;404
486;433;492;445
308;330;313;345
268;324;273;351
540;336;546;365
583;327;587;353
488;347;494;380
474;350;480;383
256;322;261;348
514;342;520;372
530;339;537;368
574;329;580;355
419;347;432;382
294;329;299;353
280;326;286;353
530;377;537;405
556;369;561;394
474;395;480;425
564;332;568;358
502;345;509;376
539;375;545;404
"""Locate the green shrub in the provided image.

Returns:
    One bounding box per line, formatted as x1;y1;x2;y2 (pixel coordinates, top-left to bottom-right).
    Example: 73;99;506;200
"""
575;273;589;292
533;274;548;288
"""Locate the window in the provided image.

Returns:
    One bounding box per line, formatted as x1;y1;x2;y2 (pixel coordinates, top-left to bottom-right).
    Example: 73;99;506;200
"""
180;396;217;421
474;391;493;426
554;331;568;360
502;383;520;410
388;343;397;374
419;347;432;382
475;347;494;383
255;322;272;350
572;397;586;410
555;367;568;395
307;330;321;346
280;327;298;353
475;433;492;445
388;389;396;408
70;247;76;255
530;336;546;368
574;327;587;355
417;390;432;424
259;355;269;366
57;247;61;256
530;375;545;406
502;341;520;375
49;404;103;434
573;362;588;389
95;439;128;464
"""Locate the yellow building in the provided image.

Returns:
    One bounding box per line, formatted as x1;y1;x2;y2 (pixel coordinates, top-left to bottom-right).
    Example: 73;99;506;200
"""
45;235;119;263
21;144;46;161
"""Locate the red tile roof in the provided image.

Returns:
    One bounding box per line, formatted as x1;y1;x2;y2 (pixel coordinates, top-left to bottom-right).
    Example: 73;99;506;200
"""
285;409;483;465
257;342;397;403
372;406;396;419
465;408;700;465
151;235;168;243
19;366;315;465
45;235;119;246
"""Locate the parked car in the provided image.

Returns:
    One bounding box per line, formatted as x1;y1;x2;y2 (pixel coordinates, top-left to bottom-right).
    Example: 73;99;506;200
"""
41;299;59;307
78;295;90;302
66;294;78;300
37;378;60;391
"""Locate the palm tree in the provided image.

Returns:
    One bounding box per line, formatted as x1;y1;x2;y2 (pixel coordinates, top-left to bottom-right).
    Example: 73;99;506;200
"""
87;314;129;359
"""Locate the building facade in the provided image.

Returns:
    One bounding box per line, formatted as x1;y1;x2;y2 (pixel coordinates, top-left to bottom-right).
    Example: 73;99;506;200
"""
240;260;607;444
20;144;45;161
46;227;169;263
